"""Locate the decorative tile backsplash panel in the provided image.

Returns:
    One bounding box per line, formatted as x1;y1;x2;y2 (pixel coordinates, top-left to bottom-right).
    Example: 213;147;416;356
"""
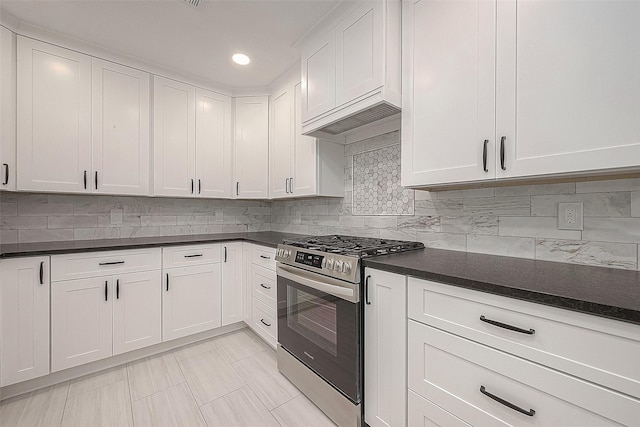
352;144;414;215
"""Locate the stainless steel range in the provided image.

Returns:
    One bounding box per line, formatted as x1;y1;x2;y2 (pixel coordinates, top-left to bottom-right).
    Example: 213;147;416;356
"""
275;235;424;427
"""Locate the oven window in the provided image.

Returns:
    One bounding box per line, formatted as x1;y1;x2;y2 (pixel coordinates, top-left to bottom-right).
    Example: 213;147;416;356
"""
287;286;338;357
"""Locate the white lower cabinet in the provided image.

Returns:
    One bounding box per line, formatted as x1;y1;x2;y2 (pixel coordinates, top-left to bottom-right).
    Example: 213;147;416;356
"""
251;297;277;349
408;391;471;427
51;276;113;372
162;263;222;341
221;242;243;326
0;257;50;386
112;270;162;355
364;268;407;427
245;243;278;349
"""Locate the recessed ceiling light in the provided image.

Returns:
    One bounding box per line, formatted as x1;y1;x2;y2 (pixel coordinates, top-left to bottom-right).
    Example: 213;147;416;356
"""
232;53;250;65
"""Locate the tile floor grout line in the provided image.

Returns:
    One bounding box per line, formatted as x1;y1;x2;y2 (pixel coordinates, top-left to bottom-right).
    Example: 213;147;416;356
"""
125;362;136;426
60;380;71;427
175;346;209;425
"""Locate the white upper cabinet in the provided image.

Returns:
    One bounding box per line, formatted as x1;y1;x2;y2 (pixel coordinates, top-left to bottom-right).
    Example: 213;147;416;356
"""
196;88;233;198
269;77;343;199
301;32;336;123
403;0;640;188
401;0;496;187
234;96;269;199
495;0;640;179
1;25;16;190
92;58;150;195
299;0;401;139
17;36;92;193
153;76;196;197
335;1;383;106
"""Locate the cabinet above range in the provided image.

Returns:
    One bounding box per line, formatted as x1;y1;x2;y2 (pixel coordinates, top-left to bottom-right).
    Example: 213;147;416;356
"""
298;0;401;141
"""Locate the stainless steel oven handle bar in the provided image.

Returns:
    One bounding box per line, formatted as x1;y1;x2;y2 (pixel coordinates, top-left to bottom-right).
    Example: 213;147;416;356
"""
277;264;360;304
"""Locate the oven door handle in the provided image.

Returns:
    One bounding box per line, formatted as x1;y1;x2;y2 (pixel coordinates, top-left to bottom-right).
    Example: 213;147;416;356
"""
277;265;359;303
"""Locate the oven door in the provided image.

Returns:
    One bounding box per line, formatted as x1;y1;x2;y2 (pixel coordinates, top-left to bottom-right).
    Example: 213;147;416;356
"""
277;264;361;403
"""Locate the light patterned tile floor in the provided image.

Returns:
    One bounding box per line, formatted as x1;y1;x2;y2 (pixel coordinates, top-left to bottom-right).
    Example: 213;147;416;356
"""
0;329;337;427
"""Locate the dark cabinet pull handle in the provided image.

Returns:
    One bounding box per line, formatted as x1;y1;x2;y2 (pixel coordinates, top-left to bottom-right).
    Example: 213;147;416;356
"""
84;170;87;189
236;181;239;196
105;280;108;301
184;254;203;258
480;385;535;417
482;139;489;172
260;255;270;259
95;171;98;189
198;179;201;194
39;261;44;284
224;247;227;262
116;279;120;299
289;177;293;194
191;179;194;194
260;283;271;290
260;319;271;327
500;136;506;170
480;315;535;335
166;273;169;291
365;275;371;305
99;261;125;266
285;178;290;194
2;163;8;185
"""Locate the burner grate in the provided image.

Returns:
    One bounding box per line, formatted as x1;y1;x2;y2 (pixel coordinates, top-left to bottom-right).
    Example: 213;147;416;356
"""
283;235;424;258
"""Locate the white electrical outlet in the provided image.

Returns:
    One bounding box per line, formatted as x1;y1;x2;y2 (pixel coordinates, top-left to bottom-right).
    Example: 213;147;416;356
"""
558;202;583;230
110;209;123;225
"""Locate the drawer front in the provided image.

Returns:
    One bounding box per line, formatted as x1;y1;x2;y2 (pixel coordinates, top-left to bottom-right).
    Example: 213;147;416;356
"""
408;277;640;399
251;264;276;308
408;321;638;427
252;297;277;349
51;248;161;281
408;390;471;427
162;244;221;268
251;245;276;271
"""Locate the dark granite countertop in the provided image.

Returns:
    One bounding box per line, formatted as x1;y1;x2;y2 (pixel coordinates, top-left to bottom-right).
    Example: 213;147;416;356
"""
0;232;306;258
363;248;640;325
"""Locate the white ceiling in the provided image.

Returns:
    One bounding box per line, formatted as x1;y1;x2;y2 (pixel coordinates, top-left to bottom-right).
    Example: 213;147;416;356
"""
1;0;339;89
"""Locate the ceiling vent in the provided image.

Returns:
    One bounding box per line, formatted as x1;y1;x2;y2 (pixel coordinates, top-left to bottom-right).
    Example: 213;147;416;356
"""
318;103;401;135
181;0;202;8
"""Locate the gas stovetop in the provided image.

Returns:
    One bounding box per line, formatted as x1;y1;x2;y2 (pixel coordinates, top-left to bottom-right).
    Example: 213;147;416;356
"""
282;234;424;258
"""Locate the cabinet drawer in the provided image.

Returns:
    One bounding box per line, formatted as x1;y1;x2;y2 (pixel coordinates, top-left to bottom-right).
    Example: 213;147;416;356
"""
408;390;471;427
51;248;161;281
162;244;221;268
252;297;277;349
408;278;640;399
408;321;639;427
251;245;276;271
251;264;276;308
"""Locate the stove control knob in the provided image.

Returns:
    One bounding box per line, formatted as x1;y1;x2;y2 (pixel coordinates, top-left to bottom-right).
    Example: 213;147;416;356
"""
277;249;283;257
342;262;352;274
284;250;291;258
326;258;334;269
334;260;343;271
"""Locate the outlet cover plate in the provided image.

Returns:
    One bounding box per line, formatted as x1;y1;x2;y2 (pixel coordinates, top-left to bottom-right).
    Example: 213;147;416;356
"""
558;202;583;230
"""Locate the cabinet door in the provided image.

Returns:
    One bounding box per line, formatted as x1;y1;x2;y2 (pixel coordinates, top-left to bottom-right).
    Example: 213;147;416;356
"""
401;0;496;187
221;243;243;326
153;76;196;197
242;243;252;324
496;0;640;178
301;32;336;123
113;270;161;355
195;88;232;198
17;36;92;193
364;268;407;427
0;257;49;386
292;82;318;197
234;96;269;199
51;276;112;372
269;86;293;199
162;264;221;341
335;1;383;107
1;26;16;190
92;59;150;195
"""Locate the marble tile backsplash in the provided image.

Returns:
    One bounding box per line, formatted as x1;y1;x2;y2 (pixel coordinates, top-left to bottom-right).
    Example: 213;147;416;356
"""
271;130;640;271
2;130;640;271
0;193;271;244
